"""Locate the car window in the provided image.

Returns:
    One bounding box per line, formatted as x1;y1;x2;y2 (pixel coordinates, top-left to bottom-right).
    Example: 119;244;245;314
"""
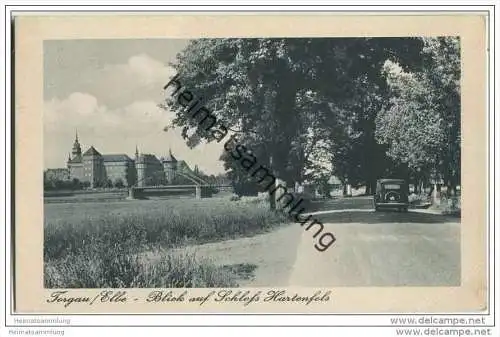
383;184;401;190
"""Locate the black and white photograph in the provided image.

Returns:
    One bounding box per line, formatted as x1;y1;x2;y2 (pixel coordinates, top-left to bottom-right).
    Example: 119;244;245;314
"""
43;36;462;289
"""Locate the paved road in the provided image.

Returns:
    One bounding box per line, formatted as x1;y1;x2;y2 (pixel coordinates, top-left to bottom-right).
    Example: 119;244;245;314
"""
289;197;460;286
177;196;460;287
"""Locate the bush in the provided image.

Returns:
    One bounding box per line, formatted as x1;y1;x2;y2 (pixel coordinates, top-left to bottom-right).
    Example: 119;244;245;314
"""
44;178;83;191
437;196;461;217
114;179;125;188
281;192;313;210
232;180;260;196
408;193;431;204
238;194;269;205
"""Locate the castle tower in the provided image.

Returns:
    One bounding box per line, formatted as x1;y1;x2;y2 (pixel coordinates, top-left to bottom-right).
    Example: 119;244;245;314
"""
162;148;177;185
67;132;84;181
135;146;146;187
71;130;82;159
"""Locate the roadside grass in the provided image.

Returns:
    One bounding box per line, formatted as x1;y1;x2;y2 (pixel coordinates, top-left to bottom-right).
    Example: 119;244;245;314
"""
45;249;237;288
44;197;287;288
221;263;258;281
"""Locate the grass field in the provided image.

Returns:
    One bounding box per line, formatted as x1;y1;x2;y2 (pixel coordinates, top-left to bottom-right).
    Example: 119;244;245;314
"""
44;196;288;288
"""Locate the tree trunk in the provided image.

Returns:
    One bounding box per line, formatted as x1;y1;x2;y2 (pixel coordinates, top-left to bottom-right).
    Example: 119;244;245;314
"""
451;174;458;196
428;183;434;197
270;68;301;193
432;183;440;205
346;184;352;197
268;185;276;210
268;155;276;211
446;178;453;197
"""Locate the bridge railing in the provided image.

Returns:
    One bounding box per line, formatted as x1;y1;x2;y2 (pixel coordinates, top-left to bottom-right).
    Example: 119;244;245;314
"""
128;184;232;199
132;184;232;190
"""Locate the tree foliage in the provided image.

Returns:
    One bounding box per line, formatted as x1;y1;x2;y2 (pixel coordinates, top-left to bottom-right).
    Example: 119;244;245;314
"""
375;37;460;191
160;37;460;204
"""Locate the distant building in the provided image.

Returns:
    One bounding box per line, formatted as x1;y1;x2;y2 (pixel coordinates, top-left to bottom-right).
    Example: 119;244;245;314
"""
64;132;195;188
159;150;178;185
103;154;136;187
299;175;343;197
136;150;164;187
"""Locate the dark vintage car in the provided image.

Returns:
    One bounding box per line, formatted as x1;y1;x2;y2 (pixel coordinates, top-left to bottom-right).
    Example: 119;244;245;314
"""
374;179;409;212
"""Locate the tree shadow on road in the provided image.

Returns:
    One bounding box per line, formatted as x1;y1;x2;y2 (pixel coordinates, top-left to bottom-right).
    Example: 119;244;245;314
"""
307;210;459;224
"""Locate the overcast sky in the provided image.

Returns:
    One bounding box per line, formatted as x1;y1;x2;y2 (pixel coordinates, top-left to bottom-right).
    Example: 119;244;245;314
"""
43;39;226;174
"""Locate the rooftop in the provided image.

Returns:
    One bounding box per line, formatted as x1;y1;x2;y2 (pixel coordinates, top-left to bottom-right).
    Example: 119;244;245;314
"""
67;156;82;164
102;154;133;162
163;150;177;163
82;146;102;157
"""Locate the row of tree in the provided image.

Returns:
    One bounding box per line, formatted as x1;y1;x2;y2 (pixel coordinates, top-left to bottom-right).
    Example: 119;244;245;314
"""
161;37;461;208
44;177;126;191
43;178;87;191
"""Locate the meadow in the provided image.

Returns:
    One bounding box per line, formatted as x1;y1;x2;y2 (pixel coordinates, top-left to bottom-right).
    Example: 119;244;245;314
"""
44;195;288;288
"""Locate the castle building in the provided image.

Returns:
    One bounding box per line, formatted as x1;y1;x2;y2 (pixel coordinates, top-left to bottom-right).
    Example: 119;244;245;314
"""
82;146;106;188
65;132;190;188
161;150;178;185
135;149;164;187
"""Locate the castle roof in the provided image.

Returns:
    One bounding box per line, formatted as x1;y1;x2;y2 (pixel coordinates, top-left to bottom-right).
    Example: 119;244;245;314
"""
137;153;161;164
67;155;82;164
163;150;177;163
102;154;133;162
82;146;102;157
138;153;158;159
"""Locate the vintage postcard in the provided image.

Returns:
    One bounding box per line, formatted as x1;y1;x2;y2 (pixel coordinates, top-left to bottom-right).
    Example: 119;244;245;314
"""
13;13;487;314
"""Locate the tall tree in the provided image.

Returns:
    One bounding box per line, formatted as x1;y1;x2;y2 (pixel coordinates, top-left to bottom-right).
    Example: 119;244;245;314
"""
161;37;426;207
161;38;338;207
320;38;424;194
375;37;461;193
